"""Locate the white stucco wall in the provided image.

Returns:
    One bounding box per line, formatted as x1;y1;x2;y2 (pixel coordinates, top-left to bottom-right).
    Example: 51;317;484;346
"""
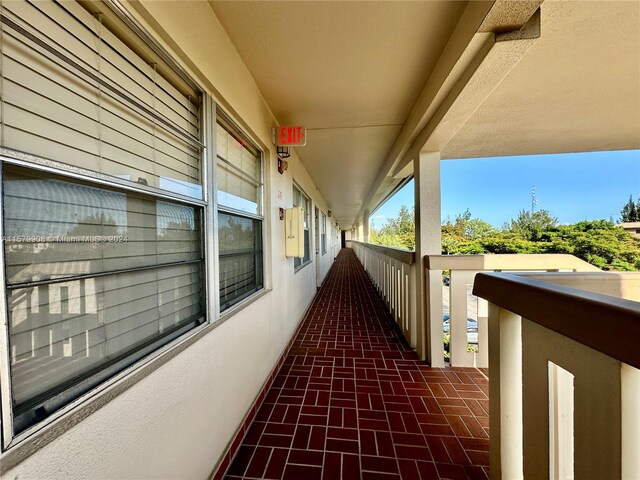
2;2;337;478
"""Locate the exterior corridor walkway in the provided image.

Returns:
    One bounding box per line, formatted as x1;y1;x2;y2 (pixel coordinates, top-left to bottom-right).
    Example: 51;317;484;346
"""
225;249;490;480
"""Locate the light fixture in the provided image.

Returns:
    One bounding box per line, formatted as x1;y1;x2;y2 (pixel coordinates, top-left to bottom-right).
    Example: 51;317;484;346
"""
276;145;291;159
277;157;289;175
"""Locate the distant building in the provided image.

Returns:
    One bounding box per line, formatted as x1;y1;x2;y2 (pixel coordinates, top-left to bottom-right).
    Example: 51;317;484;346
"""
621;222;640;236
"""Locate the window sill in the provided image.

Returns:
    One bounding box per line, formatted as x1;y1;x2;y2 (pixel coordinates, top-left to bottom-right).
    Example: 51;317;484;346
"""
294;260;312;273
0;288;274;473
0;316;216;471
217;288;271;325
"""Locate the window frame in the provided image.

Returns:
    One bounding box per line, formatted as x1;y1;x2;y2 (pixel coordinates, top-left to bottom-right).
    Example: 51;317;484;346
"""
0;0;214;449
321;212;327;255
292;184;312;271
214;111;265;312
0;146;212;446
0;0;271;453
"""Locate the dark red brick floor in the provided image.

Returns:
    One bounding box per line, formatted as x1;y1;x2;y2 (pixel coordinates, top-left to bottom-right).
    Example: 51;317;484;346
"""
225;249;490;480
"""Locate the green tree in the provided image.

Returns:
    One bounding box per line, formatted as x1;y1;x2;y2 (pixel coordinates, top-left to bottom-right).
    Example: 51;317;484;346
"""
480;232;542;254
370;205;415;250
621;195;639;222
371;205;639;272
442;210;495;254
509;209;558;240
540;220;640;270
444;209;496;240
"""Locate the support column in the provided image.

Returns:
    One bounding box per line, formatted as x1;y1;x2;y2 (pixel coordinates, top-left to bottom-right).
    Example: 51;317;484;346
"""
363;209;370;244
414;151;441;363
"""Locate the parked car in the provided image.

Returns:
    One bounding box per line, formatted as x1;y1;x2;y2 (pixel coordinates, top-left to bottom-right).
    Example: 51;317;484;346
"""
443;315;478;342
467;327;478;344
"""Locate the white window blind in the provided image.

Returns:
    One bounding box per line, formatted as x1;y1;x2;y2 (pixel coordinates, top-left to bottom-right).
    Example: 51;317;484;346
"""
0;0;206;435
4;166;204;431
218;213;263;310
216;119;261;215
4;172;201;283
0;0;202;198
215;116;263;310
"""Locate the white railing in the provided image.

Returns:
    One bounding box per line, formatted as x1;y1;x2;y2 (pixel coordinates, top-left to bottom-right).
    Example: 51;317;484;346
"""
351;242;417;347
424;254;600;368
474;271;640;479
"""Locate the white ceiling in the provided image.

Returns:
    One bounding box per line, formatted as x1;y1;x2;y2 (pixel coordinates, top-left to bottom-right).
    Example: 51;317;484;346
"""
209;0;640;228
442;0;640;160
209;0;468;227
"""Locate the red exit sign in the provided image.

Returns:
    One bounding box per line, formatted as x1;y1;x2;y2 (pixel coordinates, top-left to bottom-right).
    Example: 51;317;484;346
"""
275;125;306;146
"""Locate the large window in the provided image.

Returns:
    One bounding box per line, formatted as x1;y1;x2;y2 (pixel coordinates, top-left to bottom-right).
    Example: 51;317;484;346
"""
0;0;206;437
216;117;264;310
4;167;204;433
293;185;311;269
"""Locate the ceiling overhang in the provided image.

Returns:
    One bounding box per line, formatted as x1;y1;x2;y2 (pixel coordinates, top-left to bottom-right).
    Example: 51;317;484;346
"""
208;0;640;230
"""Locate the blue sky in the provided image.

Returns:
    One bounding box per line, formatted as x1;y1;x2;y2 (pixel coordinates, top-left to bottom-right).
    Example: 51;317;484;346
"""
371;150;640;229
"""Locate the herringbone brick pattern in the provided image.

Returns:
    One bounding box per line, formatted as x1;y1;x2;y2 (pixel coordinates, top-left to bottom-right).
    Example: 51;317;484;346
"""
225;249;489;480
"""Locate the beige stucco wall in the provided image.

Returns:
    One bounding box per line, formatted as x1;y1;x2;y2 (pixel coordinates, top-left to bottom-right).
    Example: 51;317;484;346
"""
2;2;337;478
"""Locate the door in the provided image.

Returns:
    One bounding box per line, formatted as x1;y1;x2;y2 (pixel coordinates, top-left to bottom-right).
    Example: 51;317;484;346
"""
341;230;346;249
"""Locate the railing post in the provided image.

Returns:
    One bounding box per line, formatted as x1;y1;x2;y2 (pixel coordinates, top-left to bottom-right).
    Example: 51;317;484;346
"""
489;304;523;480
402;263;409;336
477;271;640;480
477;296;489;367
522;318;621;479
351;243;416;350
425;268;444;367
449;269;476;367
409;264;417;348
365;247;369;271
393;261;400;321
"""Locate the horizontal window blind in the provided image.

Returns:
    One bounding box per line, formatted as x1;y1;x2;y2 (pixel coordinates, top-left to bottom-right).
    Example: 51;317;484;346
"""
216;120;261;215
0;0;202;198
218;212;262;310
4;165;204;430
4;167;201;285
215;115;263;310
9;264;201;406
